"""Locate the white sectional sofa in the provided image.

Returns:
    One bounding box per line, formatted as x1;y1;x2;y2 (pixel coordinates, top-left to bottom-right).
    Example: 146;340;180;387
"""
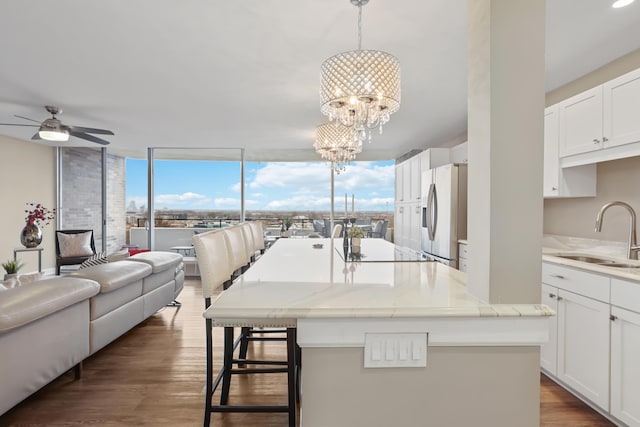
0;251;184;416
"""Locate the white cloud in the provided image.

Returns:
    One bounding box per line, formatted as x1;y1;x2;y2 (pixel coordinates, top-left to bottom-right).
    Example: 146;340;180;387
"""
214;197;240;208
155;192;212;207
240;161;395;210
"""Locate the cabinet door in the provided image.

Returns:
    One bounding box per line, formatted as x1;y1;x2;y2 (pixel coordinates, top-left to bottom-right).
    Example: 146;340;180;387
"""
543;106;560;197
409;203;422;251
402;161;412;203
603;67;640;149
557;289;610;410
611;306;640;427
395;163;403;203
559;87;604;157
394;205;404;247
410;156;422;202
540;284;559;376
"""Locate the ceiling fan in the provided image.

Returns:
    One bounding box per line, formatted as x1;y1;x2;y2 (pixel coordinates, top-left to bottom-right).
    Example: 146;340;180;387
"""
0;105;114;145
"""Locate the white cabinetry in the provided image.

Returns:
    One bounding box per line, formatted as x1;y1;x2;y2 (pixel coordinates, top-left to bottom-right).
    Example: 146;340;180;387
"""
540;283;558;376
458;242;468;273
557;67;640;166
543;105;596;198
558;87;604;157
610;278;640;427
394;149;450;251
603;67;640;150
541;263;610;411
556;288;610;410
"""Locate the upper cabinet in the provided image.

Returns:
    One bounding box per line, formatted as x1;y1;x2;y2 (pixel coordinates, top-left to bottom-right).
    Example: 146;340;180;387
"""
395;148;450;204
544;105;596;198
603;67;640;150
559;87;604;157
558;67;640;166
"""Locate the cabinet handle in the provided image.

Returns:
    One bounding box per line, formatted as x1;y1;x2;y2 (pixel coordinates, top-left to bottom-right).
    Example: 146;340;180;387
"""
610;314;617;321
603;136;608;142
556;296;563;301
550;274;565;279
593;138;601;144
551;187;558;191
548;293;556;299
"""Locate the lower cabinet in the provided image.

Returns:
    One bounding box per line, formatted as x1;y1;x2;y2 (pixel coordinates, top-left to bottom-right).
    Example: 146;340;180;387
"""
556;289;610;410
610;278;640;427
394;202;420;252
458;242;468;273
611;306;640;426
540;284;558;376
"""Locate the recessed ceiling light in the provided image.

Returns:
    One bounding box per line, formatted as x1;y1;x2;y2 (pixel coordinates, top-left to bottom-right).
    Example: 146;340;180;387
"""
612;0;635;8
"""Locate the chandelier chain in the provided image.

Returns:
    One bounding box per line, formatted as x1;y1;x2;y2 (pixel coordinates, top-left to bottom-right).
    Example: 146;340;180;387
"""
357;5;362;50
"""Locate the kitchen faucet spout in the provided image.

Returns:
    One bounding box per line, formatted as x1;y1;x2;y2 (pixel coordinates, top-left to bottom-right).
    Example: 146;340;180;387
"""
595;201;640;260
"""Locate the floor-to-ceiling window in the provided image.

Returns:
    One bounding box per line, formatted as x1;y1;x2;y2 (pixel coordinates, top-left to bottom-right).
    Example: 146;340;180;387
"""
125;148;242;251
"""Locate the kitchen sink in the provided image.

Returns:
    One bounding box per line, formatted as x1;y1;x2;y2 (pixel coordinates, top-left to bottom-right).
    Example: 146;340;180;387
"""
554;254;640;268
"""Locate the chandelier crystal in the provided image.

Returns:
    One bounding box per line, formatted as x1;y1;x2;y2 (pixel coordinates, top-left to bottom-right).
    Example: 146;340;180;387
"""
319;0;401;144
314;122;362;174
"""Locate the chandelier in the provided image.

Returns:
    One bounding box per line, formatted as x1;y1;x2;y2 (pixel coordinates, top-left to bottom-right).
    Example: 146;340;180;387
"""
314;122;362;174
320;0;401;144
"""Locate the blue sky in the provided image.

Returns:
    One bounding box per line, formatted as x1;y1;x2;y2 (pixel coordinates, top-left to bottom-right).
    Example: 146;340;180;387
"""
126;159;395;212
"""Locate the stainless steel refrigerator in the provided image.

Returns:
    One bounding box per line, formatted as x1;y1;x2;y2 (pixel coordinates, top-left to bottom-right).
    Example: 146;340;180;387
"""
420;163;467;267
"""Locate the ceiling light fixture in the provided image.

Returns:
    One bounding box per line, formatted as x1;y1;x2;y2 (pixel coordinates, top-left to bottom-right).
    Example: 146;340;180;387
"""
612;0;634;7
314;122;362;174
38;118;69;142
319;0;401;144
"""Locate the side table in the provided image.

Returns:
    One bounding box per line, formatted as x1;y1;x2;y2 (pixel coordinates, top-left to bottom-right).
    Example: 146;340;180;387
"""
13;247;43;273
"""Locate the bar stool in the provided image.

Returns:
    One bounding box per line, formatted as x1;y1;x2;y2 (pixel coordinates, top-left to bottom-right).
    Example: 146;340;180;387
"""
193;229;297;427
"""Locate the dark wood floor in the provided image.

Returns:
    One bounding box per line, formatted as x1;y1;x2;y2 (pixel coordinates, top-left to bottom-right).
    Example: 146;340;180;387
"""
0;278;615;426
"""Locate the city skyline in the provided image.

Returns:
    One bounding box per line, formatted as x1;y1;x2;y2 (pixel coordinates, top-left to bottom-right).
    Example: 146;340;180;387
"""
126;159;395;212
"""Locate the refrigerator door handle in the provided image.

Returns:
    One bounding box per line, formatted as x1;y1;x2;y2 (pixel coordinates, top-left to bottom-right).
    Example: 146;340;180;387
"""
427;183;437;241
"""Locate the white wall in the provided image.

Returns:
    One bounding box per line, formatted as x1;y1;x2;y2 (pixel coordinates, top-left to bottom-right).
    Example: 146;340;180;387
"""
0;135;56;274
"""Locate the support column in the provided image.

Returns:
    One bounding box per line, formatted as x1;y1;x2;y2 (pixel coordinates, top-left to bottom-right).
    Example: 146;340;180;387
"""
467;0;545;303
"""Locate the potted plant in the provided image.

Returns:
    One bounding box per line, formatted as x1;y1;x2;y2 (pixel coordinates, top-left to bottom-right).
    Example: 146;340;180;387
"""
284;217;293;230
348;226;365;254
2;259;23;280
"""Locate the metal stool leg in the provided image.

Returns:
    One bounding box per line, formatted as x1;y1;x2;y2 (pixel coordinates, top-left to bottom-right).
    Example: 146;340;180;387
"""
287;328;297;427
204;318;213;427
220;327;234;405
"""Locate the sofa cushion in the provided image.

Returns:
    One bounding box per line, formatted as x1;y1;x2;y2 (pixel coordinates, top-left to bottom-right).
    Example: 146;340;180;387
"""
57;231;94;257
0;277;100;333
129;251;182;274
69;260;151;293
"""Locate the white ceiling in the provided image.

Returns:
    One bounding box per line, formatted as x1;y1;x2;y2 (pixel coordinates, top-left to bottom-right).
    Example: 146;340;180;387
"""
1;1;639;161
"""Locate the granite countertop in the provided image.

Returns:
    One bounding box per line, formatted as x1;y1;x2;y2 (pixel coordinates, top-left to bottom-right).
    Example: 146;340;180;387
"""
543;234;640;282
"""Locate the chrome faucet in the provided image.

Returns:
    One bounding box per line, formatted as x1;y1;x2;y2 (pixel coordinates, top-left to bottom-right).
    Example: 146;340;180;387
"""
595;201;640;260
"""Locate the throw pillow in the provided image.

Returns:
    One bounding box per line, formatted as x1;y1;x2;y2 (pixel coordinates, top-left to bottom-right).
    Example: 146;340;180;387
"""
106;248;130;263
79;252;108;269
58;232;94;257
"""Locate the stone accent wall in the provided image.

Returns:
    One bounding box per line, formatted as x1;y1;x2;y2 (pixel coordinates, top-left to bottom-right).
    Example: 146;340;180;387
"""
60;148;125;253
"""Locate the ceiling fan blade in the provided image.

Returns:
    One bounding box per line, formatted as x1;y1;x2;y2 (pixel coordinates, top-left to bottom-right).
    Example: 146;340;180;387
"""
69;125;114;135
31;133;42;140
69;130;111;145
14;115;43;124
0;123;39;127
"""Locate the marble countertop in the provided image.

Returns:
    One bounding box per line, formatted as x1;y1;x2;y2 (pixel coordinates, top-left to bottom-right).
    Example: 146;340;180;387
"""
205;238;553;325
543;234;640;282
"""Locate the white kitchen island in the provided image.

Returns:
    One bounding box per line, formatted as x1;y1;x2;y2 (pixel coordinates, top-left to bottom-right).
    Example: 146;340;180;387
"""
206;238;553;427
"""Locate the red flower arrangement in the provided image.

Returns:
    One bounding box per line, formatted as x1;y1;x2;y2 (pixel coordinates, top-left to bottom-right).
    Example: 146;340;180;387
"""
25;202;56;227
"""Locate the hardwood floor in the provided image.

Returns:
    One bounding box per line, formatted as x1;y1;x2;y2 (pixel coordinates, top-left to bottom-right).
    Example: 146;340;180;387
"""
0;278;614;426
